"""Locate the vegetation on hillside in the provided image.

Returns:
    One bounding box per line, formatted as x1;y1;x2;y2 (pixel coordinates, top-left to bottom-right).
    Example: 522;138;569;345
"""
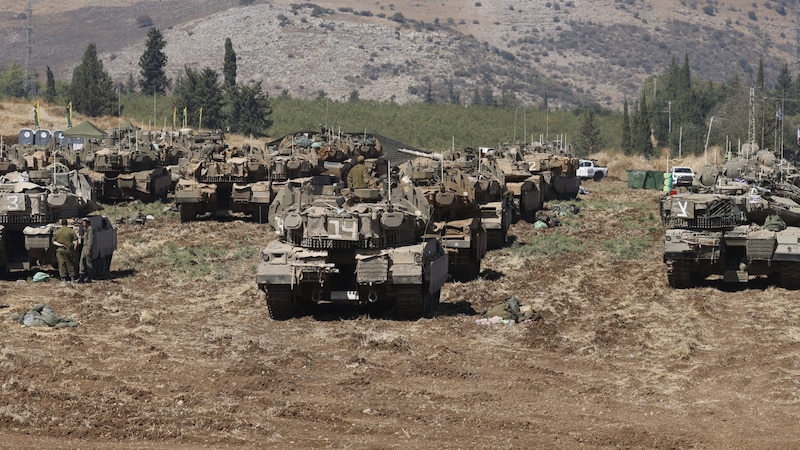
5;25;800;159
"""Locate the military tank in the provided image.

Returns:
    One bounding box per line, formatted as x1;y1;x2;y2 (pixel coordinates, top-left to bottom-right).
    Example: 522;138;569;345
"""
397;148;487;280
0;168;115;274
78;124;172;202
448;148;513;249
481;145;542;222
661;162;800;289
522;140;581;201
175;136;272;222
256;170;449;320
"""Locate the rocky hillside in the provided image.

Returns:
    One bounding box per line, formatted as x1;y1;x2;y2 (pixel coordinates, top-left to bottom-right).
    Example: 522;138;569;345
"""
0;0;796;109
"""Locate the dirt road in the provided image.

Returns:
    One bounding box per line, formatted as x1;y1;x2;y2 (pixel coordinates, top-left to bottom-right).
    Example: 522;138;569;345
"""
2;179;799;448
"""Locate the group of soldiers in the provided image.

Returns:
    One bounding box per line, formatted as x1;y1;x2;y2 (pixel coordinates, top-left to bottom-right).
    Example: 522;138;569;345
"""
51;217;94;285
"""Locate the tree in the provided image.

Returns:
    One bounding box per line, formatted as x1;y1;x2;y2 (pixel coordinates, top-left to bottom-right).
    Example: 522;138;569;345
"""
348;89;360;102
139;28;170;95
228;81;273;137
173;66;224;130
632;91;653;157
621;98;632;155
223;37;237;89
44;66;56;103
68;43;118;117
576;108;602;157
756;58;765;90
0;63;26;98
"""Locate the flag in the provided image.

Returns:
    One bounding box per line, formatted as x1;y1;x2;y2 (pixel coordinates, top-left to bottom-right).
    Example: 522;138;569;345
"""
33;101;39;129
172;107;177;130
198;107;203;131
183;107;187;128
777;107;783;120
66;101;72;128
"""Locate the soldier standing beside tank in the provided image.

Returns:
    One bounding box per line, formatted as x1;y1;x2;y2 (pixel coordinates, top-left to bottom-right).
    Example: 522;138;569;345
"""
347;155;369;189
52;218;78;284
78;217;94;283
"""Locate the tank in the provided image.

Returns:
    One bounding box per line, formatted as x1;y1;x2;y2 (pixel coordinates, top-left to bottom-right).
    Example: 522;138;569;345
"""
256;170;449;320
481;145;542;222
397;148;487;280
445;148;512;249
78;124;172;201
522;140;581;201
0;168;112;273
661;161;800;289
175;134;272;222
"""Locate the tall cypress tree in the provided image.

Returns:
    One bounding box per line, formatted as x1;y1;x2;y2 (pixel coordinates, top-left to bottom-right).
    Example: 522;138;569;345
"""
576;108;602;157
632;92;653;157
44;66;56;103
223;37;237;89
621;98;632;155
139;28;170;94
68;43;118;117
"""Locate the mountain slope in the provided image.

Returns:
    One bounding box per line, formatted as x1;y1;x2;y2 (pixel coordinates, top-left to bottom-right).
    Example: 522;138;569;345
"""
0;0;795;109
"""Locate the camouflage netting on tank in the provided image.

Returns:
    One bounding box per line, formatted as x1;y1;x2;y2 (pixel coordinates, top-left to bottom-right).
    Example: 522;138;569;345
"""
18;304;77;328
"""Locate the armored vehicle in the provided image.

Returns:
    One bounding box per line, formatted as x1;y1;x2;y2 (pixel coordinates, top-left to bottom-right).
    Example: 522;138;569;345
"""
482;145;542;222
257;172;448;320
175;138;272;222
661;167;800;289
0;168;111;273
397;148;487;280
522;140;581;201
77;124;172;202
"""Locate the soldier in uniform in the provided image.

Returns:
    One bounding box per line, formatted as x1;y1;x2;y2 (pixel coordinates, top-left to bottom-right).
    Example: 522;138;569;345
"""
78;217;94;283
52;218;77;284
347;155;369;189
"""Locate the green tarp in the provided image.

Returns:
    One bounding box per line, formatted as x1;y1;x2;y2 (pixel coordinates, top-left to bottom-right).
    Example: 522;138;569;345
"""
62;120;108;139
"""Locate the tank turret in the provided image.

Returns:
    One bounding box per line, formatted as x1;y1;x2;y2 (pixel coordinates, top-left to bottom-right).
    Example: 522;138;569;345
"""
256;170;448;320
661;153;800;289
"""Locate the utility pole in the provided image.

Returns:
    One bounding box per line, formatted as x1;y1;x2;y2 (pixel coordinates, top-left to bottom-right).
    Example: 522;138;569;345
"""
24;0;35;97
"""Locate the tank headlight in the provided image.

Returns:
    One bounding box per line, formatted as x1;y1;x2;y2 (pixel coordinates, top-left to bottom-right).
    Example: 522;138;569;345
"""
665;236;671;242
414;253;423;264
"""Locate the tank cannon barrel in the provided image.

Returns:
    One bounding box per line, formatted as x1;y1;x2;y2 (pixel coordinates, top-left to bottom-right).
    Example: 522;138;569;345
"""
398;148;443;161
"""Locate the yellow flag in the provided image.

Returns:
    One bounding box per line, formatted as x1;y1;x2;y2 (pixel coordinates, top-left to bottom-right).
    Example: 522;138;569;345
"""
33;101;40;129
199;107;203;131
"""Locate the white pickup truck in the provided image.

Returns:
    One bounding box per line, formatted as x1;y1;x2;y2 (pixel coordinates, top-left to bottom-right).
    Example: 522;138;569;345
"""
577;159;609;181
670;166;695;187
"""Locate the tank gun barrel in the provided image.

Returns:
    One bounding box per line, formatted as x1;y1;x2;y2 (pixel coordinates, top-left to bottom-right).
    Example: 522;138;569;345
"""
398;148;443;161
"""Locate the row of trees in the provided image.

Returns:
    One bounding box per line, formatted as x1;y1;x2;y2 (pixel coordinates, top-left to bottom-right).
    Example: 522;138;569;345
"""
612;54;800;160
7;29;274;137
10;34;800;157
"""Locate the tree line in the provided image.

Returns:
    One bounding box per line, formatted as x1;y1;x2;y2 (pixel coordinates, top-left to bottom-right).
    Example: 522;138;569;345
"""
3;30;798;157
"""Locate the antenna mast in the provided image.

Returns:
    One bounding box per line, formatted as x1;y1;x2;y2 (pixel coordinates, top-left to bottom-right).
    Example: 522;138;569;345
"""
24;0;36;97
749;87;756;145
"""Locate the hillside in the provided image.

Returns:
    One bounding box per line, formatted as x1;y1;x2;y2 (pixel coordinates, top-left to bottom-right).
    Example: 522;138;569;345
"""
0;0;796;108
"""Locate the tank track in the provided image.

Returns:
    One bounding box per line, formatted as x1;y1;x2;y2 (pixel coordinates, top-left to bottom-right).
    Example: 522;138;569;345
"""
394;283;439;320
486;229;506;250
265;285;295;320
449;250;481;281
180;204;197;223
666;260;693;289
779;262;800;290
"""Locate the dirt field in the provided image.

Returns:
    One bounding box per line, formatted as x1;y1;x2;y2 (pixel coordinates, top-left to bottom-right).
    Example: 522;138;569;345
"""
1;178;800;449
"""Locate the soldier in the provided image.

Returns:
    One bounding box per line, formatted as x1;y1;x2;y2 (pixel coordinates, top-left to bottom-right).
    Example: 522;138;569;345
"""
347;155;368;189
78;217;94;283
51;218;78;284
